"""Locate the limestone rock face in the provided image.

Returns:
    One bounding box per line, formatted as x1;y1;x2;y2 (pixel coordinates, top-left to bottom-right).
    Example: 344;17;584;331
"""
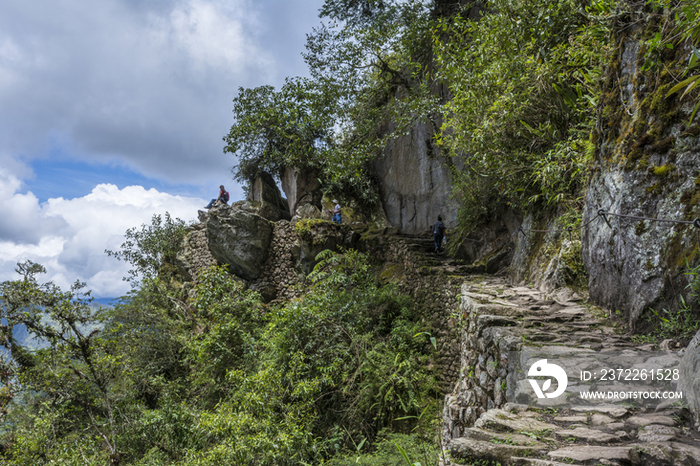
511;214;587;293
294;220;347;274
245;172;291;221
451;209;518;271
292;203;322;223
581;14;700;329
281;167;321;216
204;207;273;280
677;330;700;427
375;120;459;234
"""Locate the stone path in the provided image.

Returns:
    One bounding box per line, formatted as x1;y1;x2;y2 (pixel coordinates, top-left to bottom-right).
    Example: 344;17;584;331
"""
438;274;700;465
449;401;700;465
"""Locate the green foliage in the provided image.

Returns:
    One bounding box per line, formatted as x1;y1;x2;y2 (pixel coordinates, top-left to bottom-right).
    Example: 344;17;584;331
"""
223;78;335;182
645;304;700;342
265;250;438;443
185;266;264;404
435;0;614;239
304;0;442;175
105;212;187;285
0;248;437;465
225;1;450;206
643;0;700;122
294;217;336;241
325;432;439;466
0;262;125;464
687;257;700;303
666;45;700;122
637;256;700;343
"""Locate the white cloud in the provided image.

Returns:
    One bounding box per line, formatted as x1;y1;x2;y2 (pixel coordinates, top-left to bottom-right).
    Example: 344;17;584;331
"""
0;177;204;298
0;0;277;184
167;0;267;72
0;168;70;243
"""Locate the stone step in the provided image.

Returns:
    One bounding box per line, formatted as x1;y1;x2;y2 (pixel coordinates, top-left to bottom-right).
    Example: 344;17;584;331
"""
442;275;700;466
450;404;700;465
449;437;545;465
510;458;584;466
547;445;639;464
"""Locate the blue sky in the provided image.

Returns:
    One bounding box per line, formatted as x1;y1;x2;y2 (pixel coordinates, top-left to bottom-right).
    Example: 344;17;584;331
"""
0;0;325;296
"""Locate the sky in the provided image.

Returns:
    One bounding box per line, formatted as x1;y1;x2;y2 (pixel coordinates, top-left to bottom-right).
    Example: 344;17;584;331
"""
0;0;325;297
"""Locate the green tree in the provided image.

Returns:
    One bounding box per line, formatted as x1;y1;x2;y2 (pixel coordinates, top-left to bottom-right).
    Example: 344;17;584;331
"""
223;78;335;183
224;1;455;206
435;0;615;240
105;212;187;285
0;262;128;464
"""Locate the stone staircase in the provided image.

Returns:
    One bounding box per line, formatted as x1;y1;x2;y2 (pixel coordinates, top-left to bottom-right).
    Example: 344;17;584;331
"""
438;274;700;465
374;230;700;465
449;402;700;465
396;233;486;274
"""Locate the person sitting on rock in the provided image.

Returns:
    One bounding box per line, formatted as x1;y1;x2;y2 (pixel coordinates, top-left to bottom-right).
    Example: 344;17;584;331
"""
432;215;446;253
206;185;230;209
331;199;342;224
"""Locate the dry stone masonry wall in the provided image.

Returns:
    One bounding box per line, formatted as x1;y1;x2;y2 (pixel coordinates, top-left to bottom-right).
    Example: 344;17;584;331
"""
175;223;218;283
250;220;303;302
379;234;473;392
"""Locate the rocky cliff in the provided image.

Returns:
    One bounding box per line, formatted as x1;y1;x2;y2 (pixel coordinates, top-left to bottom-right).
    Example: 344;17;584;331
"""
375;119;460;235
581;8;700;330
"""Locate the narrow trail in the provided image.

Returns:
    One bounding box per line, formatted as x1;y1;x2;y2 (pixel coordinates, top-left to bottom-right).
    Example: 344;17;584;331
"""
390;232;700;465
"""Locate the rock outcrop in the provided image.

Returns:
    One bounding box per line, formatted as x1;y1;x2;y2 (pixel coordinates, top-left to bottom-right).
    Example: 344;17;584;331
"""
281;166;322;216
581;7;700;329
678;329;700;428
375;119;459;234
511;214;587;293
293;219;359;274
242;172;291;222
202;205;273;281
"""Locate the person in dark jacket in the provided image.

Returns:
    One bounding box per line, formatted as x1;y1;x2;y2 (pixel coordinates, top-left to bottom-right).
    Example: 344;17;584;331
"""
432;215;445;253
205;185;229;209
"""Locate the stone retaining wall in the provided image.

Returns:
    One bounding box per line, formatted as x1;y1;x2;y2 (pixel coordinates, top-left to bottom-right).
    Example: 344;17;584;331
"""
176;224;218;283
250;221;303;302
382;236;464;392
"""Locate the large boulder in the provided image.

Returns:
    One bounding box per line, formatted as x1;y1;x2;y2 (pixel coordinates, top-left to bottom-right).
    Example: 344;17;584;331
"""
246;172;291;221
281;167;322;216
204;207;274;280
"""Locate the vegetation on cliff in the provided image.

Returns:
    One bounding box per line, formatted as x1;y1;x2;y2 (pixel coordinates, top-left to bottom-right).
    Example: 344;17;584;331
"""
0;232;439;464
3;0;700;464
225;0;699;244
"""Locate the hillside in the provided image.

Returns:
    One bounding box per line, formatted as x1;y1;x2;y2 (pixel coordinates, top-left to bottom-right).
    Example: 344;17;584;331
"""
1;0;700;465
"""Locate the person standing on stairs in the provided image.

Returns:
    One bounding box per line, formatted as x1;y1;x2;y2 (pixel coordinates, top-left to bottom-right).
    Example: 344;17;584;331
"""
331;199;342;224
432;215;446;253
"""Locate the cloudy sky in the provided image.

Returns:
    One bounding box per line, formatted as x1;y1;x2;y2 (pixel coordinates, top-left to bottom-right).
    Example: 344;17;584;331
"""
0;0;325;297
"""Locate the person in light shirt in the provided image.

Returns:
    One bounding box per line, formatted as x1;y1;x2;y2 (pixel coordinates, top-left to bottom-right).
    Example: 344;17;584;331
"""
331;199;341;224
